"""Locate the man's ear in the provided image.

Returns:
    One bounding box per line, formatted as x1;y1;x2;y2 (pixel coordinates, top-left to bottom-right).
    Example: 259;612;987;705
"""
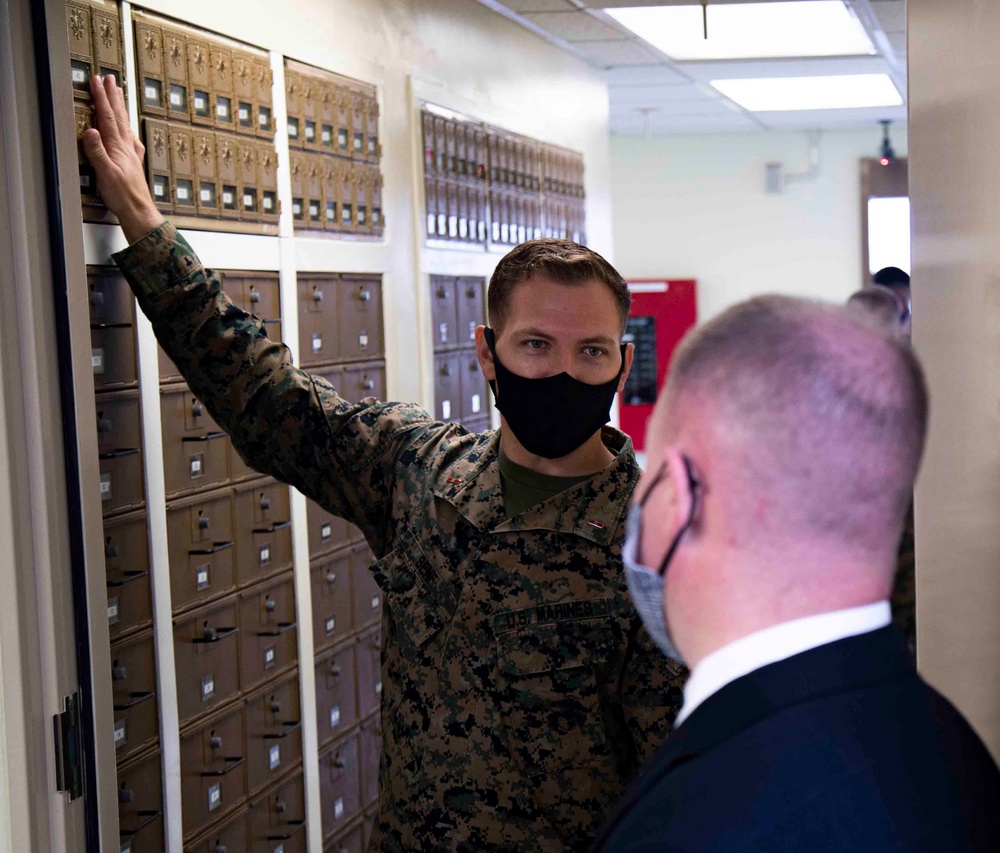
617;342;635;394
475;325;496;382
664;447;696;530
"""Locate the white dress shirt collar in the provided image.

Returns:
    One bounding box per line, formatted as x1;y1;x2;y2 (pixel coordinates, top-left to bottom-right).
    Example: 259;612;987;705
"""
675;601;892;728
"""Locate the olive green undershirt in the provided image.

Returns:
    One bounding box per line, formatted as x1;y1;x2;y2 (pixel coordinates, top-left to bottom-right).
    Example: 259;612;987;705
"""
498;442;594;518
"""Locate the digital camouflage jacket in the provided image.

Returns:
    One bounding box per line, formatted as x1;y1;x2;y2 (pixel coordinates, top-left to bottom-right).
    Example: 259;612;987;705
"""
115;223;687;852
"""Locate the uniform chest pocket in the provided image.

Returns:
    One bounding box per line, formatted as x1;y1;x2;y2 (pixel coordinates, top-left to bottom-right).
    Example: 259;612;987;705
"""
495;616;613;778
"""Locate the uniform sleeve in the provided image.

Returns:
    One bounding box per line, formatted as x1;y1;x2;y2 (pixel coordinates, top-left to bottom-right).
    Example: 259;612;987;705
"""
113;222;432;554
619;618;688;765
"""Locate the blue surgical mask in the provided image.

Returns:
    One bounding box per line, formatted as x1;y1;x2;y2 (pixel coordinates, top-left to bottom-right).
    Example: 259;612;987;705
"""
622;457;699;664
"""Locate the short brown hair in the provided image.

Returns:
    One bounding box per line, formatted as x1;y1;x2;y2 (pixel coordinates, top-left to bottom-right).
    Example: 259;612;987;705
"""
487;239;631;334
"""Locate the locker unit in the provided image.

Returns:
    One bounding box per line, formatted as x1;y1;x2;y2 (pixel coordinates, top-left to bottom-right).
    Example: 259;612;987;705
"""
429;275;490;431
422;111;488;247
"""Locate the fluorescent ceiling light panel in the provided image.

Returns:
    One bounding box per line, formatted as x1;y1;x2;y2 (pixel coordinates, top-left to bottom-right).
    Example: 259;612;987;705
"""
710;74;902;111
605;2;876;61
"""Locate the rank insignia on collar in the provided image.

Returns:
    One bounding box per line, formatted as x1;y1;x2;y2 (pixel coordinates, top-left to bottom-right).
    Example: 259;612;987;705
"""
587;519;605;529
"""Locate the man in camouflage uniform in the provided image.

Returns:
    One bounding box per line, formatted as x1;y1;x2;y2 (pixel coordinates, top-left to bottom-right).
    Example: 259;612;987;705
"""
84;75;685;850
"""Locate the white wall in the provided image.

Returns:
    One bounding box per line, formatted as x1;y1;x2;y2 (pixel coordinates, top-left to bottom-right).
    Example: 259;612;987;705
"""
610;127;908;322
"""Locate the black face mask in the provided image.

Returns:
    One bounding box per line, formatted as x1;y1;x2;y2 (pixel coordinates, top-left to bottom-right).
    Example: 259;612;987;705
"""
485;327;626;459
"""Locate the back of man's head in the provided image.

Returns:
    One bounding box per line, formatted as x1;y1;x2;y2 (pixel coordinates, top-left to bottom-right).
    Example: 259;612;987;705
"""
872;266;910;291
661;295;927;562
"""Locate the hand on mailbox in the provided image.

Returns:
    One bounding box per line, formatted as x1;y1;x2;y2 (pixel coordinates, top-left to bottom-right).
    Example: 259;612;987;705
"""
82;74;165;243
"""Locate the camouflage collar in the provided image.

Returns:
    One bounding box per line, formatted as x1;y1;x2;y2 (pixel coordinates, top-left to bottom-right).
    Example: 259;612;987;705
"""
434;426;640;545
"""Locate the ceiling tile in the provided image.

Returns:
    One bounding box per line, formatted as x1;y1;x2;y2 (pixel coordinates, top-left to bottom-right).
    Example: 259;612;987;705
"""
605;64;690;86
757;103;908;130
610;83;723;106
523;11;624;41
611;112;760;135
871;0;906;34
574;39;662;66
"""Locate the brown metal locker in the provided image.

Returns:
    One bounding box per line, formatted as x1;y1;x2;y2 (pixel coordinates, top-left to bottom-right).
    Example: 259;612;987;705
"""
311;551;354;654
314;643;358;750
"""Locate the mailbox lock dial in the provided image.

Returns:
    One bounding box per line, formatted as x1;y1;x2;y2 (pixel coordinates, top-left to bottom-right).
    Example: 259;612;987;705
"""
326;572;337;584
270;700;281;713
210;734;223;749
330;664;341;677
112;662;127;681
119;786;134;804
265;597;277;613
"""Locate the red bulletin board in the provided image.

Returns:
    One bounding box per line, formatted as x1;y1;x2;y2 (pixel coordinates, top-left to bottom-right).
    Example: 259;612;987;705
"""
620;279;697;452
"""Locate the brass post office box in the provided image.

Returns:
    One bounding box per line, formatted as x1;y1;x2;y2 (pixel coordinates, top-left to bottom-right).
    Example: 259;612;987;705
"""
169;124;197;214
159;345;184;384
445;181;458;239
305;156;323;227
457;183;470;241
433;116;447;174
174;595;241;724
355;170;370;234
259;143;279;221
289;153;305;225
340;363;385;405
326;824;364;853
110;630;159;763
233;51;256;135
319;83;336;151
352;543;381;632
185;805;249;853
103;509;153;640
319;735;360;840
311;551;353;654
351;92;365;159
359;716;380;809
91;320;138;391
429;276;457;351
285;70;302;147
233;479;292;586
117;748;164;851
97;389;144;516
210;45;235;130
371;172;384;235
216;133;240;219
456;277;484;346
338;164;356;232
433;352;461;423
75;104;99;205
314;644;357;749
516;195;528;245
444;119;456;175
467;189;480;248
459;351;488;422
321;157;341;231
239;573;297;691
88;265;133;331
338;276;383;362
237;138;261;221
356;628;382;720
67;2;93;101
161;26;190;121
245;671;303;795
454;121;467;178
160;384;229;498
167;488;236;613
298;274;340;367
476;187;489;243
180;701;247;839
365;96;380;162
335;86;351;155
424;176;437;238
435;180;448;239
306;499;349;560
301;77;319;150
248;770;307;853
91;6;123;81
473;128;486;180
143;119;173;213
421;111;436;175
192;129;218;216
135;20;166;116
187;38;213;126
253;57;274;138
529;197;542;241
486;133;499;184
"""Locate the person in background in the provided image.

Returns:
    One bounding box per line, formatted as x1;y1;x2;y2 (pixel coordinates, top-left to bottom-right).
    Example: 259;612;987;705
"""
872;265;912;328
591;295;1000;852
82;74;685;852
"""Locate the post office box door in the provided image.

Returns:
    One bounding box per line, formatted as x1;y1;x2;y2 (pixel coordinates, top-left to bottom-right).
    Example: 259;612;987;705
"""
432;353;461;423
167;490;236;612
91;315;138;390
429;276;457;350
117;749;164;845
160;27;189;119
298;276;339;366
135;22;166;115
311;552;353;654
188;806;248;853
366;97;380;161
314;644;357;749
351;545;381;631
110;631;159;761
187;40;213;125
181;703;247;838
66;3;92;89
239;576;297;689
351;93;365;158
95;389;141;455
456;277;484;346
320;736;360;839
338;166;356;232
340;364;384;405
356;629;382;719
233;51;255;102
326;824;364;853
160;387;229;498
104;510;153;639
243;272;280;322
422;112;436;174
91;7;123;73
307;499;349;560
234;482;293;585
245;674;303;795
86;266;130;328
436;181;448;239
306;158;323;225
174;597;241;724
360;716;381;809
248;772;307;853
459;351;489;422
424;176;438;238
338;277;383;361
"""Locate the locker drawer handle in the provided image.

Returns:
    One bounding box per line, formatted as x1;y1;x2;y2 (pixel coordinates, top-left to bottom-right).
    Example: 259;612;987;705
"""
99;447;140;460
260;497;271;510
200;756;245;777
106;570;149;588
263;720;302;739
194;625;239;643
191;401;205;417
119;809;162;837
312;290;323;302
257;620;296;637
362;380;375;390
189;540;234;556
250;290;261;303
358;289;371;302
267;820;306;841
113;690;155;712
253;521;291;533
90;322;133;330
182;431;228;443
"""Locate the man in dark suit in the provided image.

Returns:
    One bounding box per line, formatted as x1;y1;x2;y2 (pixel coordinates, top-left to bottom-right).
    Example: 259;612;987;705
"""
593;295;1000;852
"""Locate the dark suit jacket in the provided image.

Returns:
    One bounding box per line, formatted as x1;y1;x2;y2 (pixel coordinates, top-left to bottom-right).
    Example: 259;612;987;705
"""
590;627;1000;852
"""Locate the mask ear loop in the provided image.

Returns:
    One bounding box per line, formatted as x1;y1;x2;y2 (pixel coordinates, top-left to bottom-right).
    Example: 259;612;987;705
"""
655;455;700;577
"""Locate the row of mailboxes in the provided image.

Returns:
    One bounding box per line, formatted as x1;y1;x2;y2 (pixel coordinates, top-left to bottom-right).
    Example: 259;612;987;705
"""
285;67;380;164
425;177;488;245
172;570;298;726
545;197;587;245
489;189;543;247
289;153;384;236
314;628;382;754
133;12;274;140
433;351;490;424
541;145;586;200
117;747;165;852
297;274;384;366
307;362;387;407
430;275;485;351
143;120;280;224
318;718;380;843
310;543;382;656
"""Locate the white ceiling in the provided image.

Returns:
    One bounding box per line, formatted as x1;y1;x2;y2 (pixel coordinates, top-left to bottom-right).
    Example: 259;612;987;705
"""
476;0;907;134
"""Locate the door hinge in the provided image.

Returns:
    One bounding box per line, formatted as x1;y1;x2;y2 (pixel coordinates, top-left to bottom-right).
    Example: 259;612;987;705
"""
53;692;84;800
